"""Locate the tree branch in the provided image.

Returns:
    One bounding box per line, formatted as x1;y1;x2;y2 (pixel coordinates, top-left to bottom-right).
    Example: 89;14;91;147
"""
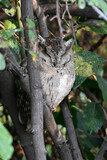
44;104;73;160
0;71;35;160
62;0;77;54
21;0;46;159
83;87;107;160
33;2;73;159
86;0;107;22
0;3;104;21
42;3;101;20
95;136;107;160
60;99;83;160
83;87;100;103
89;34;107;52
0;38;24;77
33;0;49;38
56;0;64;47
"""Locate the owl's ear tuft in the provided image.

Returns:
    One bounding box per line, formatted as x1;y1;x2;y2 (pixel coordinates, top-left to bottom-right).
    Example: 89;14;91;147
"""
64;39;74;50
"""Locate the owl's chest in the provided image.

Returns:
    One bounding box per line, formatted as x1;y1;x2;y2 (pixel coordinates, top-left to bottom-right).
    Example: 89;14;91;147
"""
39;60;75;110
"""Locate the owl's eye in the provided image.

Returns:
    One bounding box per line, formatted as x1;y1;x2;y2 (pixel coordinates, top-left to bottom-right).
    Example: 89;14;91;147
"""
42;58;46;62
53;62;56;67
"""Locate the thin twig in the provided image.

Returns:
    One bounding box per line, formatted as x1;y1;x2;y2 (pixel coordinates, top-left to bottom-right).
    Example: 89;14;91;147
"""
95;136;107;160
62;1;78;55
83;87;100;103
56;0;64;48
89;34;107;52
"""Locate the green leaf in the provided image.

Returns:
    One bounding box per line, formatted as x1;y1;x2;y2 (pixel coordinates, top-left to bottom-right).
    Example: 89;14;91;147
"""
0;28;23;42
97;67;107;106
4;20;16;29
3;7;16;17
15;28;23;32
83;102;104;133
88;0;107;16
0;53;6;70
97;76;107;106
9;36;20;60
9;36;18;48
71;105;102;157
46;144;52;157
71;0;75;3
78;0;86;9
28;30;36;42
26;18;35;28
83;20;107;34
0;0;10;7
0;121;14;160
29;50;35;56
0;29;15;40
74;51;103;88
0;38;8;48
22;157;27;160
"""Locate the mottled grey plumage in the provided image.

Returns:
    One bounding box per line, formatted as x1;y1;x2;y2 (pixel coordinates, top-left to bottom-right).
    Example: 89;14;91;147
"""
39;37;75;110
17;88;31;126
17;37;75;125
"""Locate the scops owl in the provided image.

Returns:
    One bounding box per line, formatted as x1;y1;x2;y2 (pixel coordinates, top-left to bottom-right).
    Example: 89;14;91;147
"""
17;37;75;126
39;37;75;110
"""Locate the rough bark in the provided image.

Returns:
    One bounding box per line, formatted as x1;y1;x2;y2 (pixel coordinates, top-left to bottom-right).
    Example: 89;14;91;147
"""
21;0;46;159
33;0;49;38
60;99;83;160
0;3;102;21
0;71;35;160
44;104;73;160
42;3;100;20
95;136;107;160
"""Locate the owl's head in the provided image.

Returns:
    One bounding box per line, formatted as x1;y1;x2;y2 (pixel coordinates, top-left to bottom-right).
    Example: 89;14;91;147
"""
39;36;74;67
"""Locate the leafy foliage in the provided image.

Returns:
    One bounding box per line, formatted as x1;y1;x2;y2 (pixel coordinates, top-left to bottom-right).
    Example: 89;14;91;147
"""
78;0;86;9
83;20;107;34
0;28;22;44
71;0;107;15
46;144;52;157
0;121;14;160
0;0;10;7
26;18;35;28
97;67;107;106
26;18;36;43
0;53;5;70
0;30;16;40
0;0;107;159
3;7;16;17
88;0;107;15
4;20;16;29
74;51;103;88
29;50;35;56
70;0;75;3
28;30;36;42
83;103;104;133
71;106;102;160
